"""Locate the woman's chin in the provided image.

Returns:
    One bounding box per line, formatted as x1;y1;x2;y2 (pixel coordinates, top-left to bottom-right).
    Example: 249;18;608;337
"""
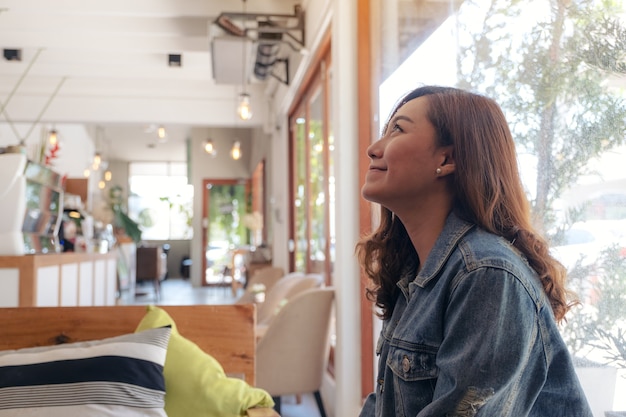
361;185;381;204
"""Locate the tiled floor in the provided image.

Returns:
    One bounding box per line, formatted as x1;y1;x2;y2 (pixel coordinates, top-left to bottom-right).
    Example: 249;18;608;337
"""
119;278;324;417
120;277;241;306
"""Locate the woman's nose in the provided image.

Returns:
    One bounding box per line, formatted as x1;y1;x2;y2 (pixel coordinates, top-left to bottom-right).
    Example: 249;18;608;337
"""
367;139;383;159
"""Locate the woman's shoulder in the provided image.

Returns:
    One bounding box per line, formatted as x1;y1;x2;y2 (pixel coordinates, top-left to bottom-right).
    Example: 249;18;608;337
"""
461;226;526;266
455;227;547;302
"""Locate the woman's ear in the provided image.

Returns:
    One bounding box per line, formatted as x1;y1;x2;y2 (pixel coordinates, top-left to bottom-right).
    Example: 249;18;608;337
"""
437;147;456;176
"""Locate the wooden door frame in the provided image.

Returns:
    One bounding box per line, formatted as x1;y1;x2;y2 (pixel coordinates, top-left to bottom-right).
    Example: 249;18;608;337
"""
358;0;376;398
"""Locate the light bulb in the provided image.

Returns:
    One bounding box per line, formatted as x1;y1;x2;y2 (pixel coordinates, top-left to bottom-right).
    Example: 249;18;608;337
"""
231;141;242;160
157;125;166;141
204;140;216;155
237;93;253;120
104;170;112;181
92;152;101;170
48;129;58;146
98;180;106;189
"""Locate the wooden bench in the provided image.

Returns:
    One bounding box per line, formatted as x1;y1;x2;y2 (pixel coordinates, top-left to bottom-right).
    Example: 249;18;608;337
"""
0;304;279;417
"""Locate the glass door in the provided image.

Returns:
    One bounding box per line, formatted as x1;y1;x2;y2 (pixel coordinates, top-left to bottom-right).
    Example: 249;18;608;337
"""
201;179;250;286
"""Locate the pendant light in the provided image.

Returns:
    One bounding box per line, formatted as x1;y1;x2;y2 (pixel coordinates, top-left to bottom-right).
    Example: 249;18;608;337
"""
157;125;167;142
236;0;252;121
48;129;58;146
92;152;102;170
237;93;252;120
230;141;242;160
203;139;217;156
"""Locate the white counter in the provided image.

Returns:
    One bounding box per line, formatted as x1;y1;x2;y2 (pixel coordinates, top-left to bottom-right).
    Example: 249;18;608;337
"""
0;252;117;307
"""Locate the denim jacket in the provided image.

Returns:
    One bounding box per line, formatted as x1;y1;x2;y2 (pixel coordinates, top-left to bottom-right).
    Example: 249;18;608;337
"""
359;212;592;417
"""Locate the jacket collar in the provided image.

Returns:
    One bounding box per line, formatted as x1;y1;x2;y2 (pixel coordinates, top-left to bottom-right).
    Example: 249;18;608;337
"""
398;211;475;293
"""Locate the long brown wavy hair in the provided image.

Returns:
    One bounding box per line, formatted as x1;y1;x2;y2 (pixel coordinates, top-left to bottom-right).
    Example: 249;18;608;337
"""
356;86;576;323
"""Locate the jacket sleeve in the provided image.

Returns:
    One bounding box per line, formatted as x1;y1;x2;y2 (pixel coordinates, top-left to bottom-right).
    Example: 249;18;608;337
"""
359;392;377;417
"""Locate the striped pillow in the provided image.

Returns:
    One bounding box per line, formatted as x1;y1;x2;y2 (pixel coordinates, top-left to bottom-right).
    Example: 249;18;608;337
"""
0;326;170;417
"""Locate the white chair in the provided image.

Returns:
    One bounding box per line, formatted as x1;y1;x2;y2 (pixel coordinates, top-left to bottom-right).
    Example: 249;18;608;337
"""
234;266;285;302
256;287;334;417
256;272;322;327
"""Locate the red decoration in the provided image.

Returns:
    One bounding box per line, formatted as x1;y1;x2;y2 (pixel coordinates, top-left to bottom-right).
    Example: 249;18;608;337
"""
44;141;60;166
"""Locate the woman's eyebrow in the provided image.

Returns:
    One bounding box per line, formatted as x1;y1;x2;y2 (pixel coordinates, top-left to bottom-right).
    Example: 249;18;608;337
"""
389;114;413;126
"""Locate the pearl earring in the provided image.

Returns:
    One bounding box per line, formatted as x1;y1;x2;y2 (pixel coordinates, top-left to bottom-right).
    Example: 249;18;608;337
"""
436;168;442;174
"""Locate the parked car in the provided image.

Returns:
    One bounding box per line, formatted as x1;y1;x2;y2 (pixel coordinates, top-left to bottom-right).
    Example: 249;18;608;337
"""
551;220;626;305
551;220;626;272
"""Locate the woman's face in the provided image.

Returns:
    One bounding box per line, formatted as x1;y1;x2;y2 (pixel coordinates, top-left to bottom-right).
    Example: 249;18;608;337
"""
362;96;448;212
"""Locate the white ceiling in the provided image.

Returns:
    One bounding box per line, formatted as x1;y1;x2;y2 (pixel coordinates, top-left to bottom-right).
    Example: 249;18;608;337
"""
0;0;301;161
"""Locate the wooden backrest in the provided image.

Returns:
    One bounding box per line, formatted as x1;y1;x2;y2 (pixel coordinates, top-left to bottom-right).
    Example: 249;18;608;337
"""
0;304;257;385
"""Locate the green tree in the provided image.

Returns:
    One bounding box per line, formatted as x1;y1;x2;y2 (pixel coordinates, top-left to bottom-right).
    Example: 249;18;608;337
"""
450;0;626;370
561;245;626;367
456;0;626;232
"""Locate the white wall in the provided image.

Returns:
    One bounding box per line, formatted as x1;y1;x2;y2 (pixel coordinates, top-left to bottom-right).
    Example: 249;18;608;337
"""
264;0;365;416
0;122;95;178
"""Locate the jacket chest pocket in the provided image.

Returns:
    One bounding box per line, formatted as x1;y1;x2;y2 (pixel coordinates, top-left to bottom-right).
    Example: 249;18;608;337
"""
387;345;438;381
385;344;439;415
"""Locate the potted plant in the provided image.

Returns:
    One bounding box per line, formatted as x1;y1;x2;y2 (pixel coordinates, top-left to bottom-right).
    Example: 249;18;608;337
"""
108;185;142;244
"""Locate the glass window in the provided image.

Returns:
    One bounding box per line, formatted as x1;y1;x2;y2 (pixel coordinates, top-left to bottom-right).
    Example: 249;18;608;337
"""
288;40;335;377
128;162;193;240
308;87;327;273
288;48;334;281
292;110;309;272
376;0;626;413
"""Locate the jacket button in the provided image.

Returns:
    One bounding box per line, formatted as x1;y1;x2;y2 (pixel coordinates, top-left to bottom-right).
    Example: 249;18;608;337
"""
402;355;410;373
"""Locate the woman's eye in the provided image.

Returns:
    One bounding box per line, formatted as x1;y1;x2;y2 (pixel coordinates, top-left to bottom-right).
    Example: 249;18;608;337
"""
391;123;403;133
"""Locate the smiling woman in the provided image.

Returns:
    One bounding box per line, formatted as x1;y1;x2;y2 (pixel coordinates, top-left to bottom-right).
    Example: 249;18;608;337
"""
358;85;593;417
373;0;626;413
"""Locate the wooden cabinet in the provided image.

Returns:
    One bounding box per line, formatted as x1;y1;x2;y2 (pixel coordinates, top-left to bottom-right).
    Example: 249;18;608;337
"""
64;178;90;210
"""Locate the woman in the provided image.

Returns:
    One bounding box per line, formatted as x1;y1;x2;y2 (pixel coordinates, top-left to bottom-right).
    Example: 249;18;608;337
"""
357;86;592;416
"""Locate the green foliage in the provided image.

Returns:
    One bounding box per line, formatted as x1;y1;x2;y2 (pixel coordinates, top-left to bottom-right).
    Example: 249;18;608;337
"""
561;246;626;367
453;0;626;368
456;0;626;232
113;208;142;244
159;196;192;228
207;183;249;246
109;185;142;243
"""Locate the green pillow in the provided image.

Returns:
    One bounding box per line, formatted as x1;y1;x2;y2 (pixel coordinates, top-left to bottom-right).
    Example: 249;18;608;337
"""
135;305;274;417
